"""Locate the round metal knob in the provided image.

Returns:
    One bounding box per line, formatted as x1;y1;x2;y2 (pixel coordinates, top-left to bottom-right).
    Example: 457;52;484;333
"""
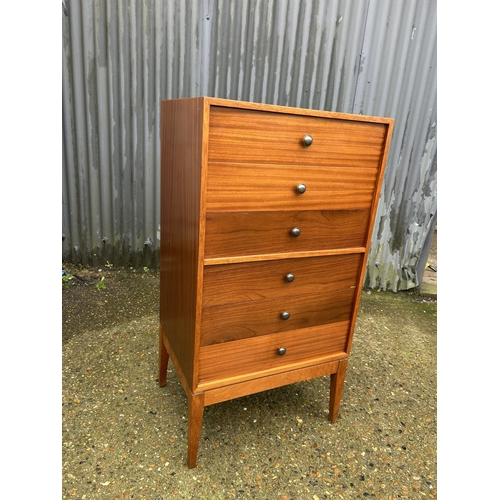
296;183;306;194
277;347;287;356
291;227;301;237
303;135;313;146
281;311;290;320
285;273;295;283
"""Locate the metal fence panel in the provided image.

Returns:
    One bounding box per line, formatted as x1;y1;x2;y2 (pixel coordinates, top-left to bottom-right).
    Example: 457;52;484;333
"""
62;0;437;290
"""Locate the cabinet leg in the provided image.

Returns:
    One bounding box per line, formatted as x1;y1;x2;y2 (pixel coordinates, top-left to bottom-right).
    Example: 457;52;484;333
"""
187;392;205;468
158;326;169;387
329;359;348;422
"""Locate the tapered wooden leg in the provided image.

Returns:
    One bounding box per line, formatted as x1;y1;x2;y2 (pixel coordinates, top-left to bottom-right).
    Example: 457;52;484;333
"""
158;326;169;387
187;392;205;468
329;359;348;422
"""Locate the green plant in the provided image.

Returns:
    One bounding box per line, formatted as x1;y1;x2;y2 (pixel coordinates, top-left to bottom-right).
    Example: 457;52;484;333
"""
95;276;106;290
105;261;113;268
143;266;149;272
62;273;73;288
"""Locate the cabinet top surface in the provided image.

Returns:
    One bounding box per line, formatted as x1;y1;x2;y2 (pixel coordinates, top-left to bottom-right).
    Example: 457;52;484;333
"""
161;97;394;125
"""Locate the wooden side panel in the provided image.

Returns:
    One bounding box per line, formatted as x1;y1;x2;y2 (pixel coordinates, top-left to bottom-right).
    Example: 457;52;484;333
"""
204;210;370;259
160;98;205;391
208;107;387;167
202;253;364;307
198;321;350;387
206;163;378;211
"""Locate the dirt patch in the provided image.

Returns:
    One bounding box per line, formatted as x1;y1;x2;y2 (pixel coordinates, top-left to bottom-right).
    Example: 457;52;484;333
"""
62;264;436;499
62;265;159;343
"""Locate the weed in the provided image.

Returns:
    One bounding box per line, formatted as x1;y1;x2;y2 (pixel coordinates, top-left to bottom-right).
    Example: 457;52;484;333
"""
95;276;106;291
62;273;74;288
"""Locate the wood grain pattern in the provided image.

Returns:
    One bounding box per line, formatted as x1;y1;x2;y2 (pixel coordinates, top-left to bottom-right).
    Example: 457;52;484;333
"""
204;248;366;266
159;323;195;403
160;98;205;391
187;392;205;468
202;253;363;307
204;210;370;259
206;163;378;211
198;321;350;386
203;97;392;123
200;286;356;345
208;106;387;167
159;97;394;467
203;359;341;405
329;358;348;422
342;114;395;358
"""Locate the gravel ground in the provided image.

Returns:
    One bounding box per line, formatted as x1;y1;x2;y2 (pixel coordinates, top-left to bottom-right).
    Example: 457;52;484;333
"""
62;265;436;499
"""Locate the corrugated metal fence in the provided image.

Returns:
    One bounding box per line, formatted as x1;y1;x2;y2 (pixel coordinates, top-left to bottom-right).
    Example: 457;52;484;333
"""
62;0;437;291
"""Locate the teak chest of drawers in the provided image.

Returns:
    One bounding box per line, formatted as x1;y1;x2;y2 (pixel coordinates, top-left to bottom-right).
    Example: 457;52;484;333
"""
159;97;393;468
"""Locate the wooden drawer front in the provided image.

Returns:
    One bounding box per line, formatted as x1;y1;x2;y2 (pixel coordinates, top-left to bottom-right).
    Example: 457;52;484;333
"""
199;321;350;385
208;107;387;168
206;163;378;211
203;253;363;307
204;210;369;259
200;286;356;346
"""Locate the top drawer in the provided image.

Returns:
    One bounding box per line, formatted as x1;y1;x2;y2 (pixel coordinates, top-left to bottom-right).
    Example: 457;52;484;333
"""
208;106;387;167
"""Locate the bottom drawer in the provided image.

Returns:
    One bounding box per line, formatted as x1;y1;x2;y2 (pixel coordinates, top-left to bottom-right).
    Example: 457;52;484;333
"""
197;321;350;388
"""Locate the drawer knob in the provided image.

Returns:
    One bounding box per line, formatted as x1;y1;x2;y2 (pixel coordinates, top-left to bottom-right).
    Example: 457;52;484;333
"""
303;134;313;146
281;311;290;320
285;273;295;283
277;347;287;356
291;227;301;237
296;183;307;194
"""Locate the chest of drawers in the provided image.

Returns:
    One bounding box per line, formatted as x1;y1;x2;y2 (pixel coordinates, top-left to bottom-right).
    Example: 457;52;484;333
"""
158;97;393;468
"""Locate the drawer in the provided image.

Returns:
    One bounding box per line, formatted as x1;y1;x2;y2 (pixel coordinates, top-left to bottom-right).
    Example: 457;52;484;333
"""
202;253;363;307
208;106;387;167
206;163;378;211
198;321;350;385
200;286;357;346
204;210;369;259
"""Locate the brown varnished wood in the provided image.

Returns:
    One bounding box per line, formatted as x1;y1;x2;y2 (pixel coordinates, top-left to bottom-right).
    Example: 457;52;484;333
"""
206;163;378;211
204;248;366;265
204;210;370;259
192;98;212;387
343;118;395;358
201;97;393;125
158;326;169;387
160;324;195;403
208;106;387;167
159;97;394;467
201;97;392;123
187;392;205;468
198;321;350;387
203;360;340;406
202;253;364;307
160;98;205;391
200;287;357;346
329;358;348;422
